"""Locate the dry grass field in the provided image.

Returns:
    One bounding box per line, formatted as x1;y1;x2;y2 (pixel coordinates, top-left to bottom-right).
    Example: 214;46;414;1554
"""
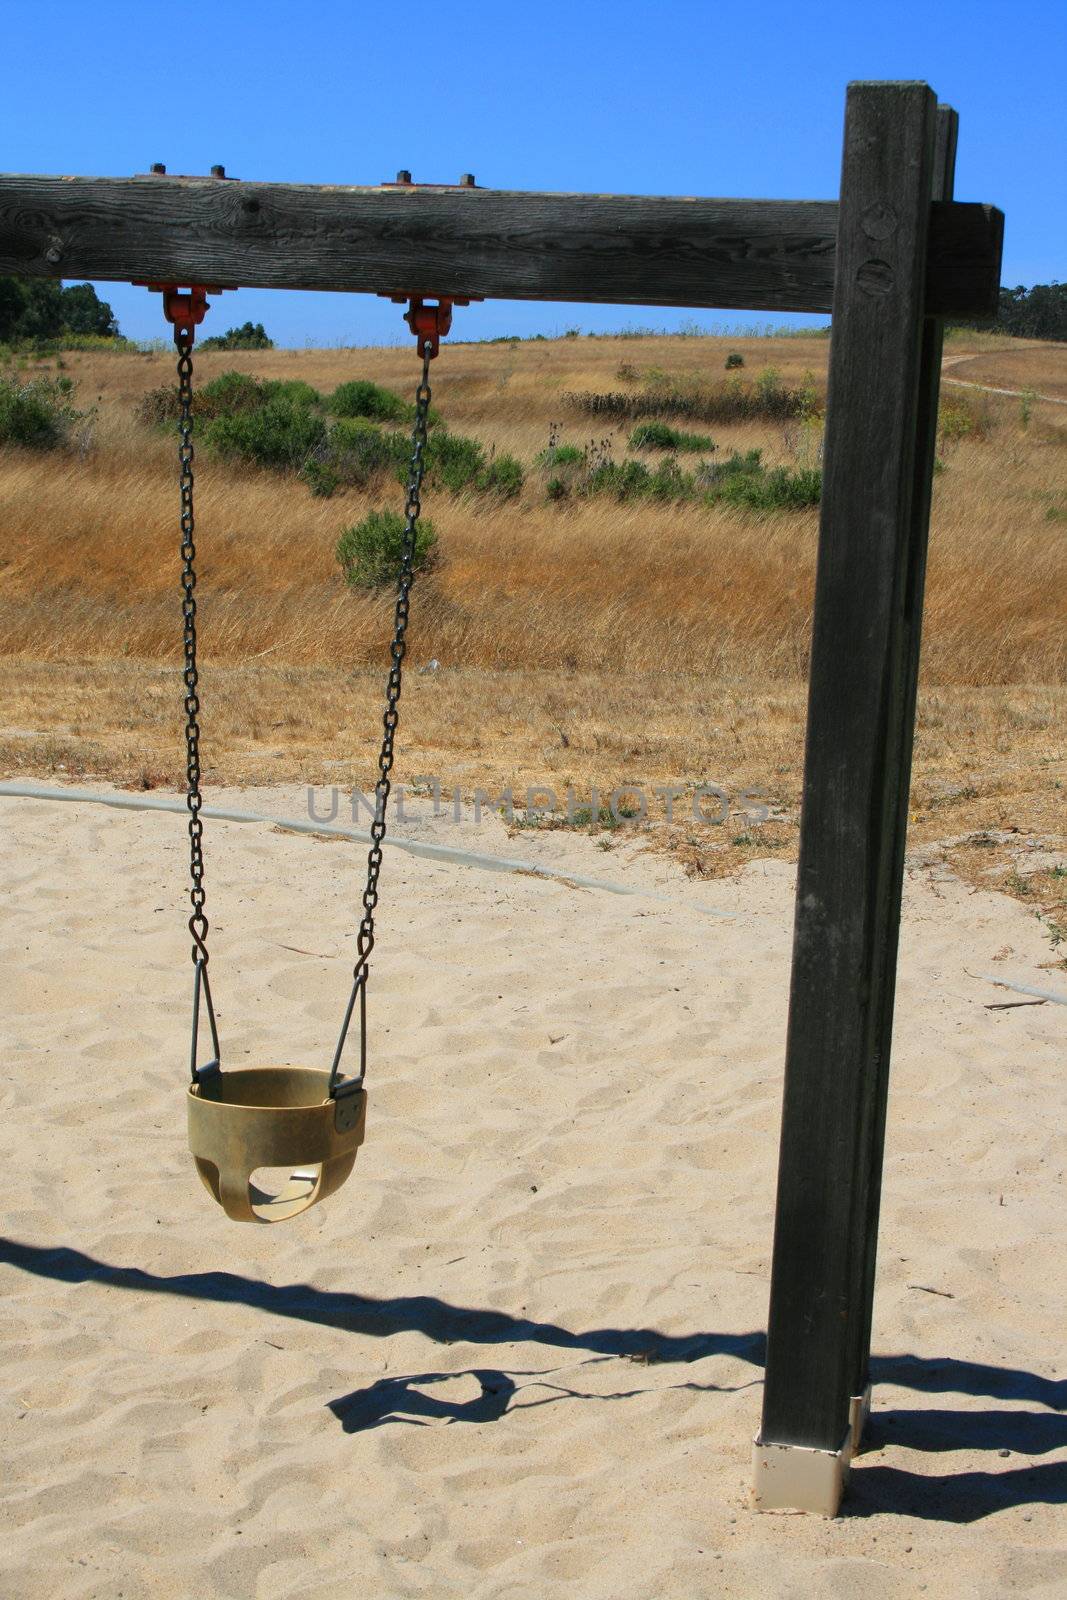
1;330;1065;950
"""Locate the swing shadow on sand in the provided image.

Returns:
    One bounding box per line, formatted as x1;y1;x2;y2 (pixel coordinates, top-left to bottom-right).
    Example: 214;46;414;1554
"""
2;1236;1064;1523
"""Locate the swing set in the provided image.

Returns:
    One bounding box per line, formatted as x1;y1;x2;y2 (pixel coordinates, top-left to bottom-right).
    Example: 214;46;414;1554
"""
0;81;1004;1513
153;280;456;1224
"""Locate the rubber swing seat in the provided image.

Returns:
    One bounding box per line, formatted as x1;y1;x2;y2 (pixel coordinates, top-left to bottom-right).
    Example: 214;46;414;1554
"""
187;1066;366;1223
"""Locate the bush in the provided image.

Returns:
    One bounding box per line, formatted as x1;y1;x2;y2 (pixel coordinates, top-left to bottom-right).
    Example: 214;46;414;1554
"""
536;442;584;467
325;417;410;486
200;370;268;413
629;421;714;452
336;508;437;589
204;397;326;470
261;378;321;407
478;451;524;497
538;439;819;513
300;459;340;497
700;447;764;484
199;321;274;351
725;351;745;369
0;374;80;448
584;458;654;500
420;434;523;497
937;391;991;445
419;430;485;493
328;380;413;422
715;464;821;510
137;370;322;429
564;370;818;426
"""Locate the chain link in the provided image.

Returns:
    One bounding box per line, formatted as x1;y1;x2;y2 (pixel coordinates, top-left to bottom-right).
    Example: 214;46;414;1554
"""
177;334;210;969
348;347;433;999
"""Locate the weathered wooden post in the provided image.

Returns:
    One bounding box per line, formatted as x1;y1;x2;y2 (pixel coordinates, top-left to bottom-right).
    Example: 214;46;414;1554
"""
754;82;967;1515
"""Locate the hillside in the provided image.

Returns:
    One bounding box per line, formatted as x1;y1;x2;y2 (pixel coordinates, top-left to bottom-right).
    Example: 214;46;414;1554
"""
1;330;1064;939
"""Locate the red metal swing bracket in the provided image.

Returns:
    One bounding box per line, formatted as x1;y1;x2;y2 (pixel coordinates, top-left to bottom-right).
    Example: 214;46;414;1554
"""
134;282;228;346
386;293;480;360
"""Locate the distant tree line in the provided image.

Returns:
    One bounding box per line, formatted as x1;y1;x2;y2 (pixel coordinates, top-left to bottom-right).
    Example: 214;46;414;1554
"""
956;281;1066;341
200;321;274;351
0;277;120;344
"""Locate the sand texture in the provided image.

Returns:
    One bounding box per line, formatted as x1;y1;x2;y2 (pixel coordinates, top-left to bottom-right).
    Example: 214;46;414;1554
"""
1;785;1065;1599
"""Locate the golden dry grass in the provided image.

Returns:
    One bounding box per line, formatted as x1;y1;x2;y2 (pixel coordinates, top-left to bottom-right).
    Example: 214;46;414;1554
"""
1;331;1065;947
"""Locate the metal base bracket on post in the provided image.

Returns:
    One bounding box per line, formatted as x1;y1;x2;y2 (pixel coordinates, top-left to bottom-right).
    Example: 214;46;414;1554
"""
751;1428;853;1517
849;1385;872;1456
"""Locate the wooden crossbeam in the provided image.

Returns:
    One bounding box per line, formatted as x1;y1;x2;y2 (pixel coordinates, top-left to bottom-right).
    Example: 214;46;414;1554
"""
0;174;1002;318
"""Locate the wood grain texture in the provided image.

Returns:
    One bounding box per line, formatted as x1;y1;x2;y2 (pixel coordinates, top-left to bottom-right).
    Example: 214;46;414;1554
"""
848;104;961;1402
0;174;1000;317
760;81;939;1453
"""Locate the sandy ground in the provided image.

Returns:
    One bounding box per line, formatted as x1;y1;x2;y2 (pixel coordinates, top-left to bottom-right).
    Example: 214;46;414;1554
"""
1;784;1065;1600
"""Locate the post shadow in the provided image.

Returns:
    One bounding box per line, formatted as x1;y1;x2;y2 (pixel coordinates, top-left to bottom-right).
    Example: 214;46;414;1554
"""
4;1235;1062;1517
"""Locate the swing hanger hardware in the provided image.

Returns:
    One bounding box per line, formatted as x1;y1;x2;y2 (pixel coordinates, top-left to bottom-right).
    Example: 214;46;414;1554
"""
133;281;235;346
387;293;480;360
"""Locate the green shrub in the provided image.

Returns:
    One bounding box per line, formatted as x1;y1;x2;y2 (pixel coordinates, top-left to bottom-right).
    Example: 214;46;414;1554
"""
420;429;485;493
204;397;326;470
0;374;80;448
712;461;821;510
725;351;745;369
584;458;654;500
536;442;584;467
300;459;340;497
200;370;268;413
328;379;413;422
647;457;692;499
701;448;764;484
138;370;322;430
629;420;714;452
260;378;321;407
478;451;524;497
536;435;818;513
326;417;409;486
336;508;437;589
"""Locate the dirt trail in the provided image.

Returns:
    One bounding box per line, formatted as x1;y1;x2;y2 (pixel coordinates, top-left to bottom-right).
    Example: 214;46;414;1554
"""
940;351;1067;406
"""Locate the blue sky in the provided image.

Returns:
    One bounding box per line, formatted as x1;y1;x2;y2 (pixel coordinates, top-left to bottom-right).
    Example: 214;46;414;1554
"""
5;0;1064;346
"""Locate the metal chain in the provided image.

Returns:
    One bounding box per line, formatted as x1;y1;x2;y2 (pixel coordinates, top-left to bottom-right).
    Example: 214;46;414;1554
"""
177;333;210;970
349;349;433;1002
